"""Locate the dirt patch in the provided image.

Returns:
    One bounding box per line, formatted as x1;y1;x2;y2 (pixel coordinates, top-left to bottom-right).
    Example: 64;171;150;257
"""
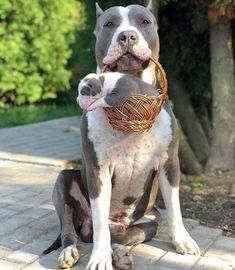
156;170;235;238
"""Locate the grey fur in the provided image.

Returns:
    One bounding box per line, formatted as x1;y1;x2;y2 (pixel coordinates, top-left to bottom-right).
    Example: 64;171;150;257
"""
104;74;160;107
80;113;102;198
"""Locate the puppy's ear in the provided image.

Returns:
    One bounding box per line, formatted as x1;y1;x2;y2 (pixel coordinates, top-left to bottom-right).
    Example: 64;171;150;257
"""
96;3;103;18
146;0;153;12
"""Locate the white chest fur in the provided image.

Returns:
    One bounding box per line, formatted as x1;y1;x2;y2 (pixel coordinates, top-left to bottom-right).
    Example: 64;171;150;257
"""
87;108;172;160
87;108;172;200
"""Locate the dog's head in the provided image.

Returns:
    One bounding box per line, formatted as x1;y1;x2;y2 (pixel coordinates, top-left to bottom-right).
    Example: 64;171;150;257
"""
94;0;159;74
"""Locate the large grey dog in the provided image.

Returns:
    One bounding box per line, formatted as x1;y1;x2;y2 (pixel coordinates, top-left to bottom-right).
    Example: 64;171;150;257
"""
44;1;200;269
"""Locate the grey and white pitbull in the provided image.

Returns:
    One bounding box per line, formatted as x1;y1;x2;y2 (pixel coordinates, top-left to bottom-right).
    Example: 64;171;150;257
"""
44;1;200;270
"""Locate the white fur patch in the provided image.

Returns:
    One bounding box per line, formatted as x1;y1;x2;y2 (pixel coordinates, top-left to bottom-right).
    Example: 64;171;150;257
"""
158;168;200;255
90;177;112;249
102;72;124;94
88;179;113;269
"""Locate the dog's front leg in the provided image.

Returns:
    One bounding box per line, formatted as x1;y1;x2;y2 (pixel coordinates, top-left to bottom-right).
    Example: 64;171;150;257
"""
86;172;113;270
159;155;200;255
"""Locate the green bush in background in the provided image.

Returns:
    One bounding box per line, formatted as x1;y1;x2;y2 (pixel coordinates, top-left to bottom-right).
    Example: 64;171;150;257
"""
0;0;85;107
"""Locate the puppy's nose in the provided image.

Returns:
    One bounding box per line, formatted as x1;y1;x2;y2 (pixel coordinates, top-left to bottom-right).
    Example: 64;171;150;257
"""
80;87;90;96
118;31;139;46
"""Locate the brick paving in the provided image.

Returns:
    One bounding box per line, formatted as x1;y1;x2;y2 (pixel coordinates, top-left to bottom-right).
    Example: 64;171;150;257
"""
0;116;234;270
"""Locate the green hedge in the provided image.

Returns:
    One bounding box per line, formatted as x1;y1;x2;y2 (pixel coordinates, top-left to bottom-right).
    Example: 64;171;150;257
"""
0;0;85;106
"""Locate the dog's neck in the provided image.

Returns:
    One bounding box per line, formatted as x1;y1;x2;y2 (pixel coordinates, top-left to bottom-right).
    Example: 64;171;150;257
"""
96;65;156;86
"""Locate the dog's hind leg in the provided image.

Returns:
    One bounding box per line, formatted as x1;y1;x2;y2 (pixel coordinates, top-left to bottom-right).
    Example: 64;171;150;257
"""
45;169;92;269
111;208;160;270
111;208;160;246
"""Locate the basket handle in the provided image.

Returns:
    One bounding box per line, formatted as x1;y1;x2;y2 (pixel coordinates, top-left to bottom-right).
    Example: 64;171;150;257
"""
149;57;168;97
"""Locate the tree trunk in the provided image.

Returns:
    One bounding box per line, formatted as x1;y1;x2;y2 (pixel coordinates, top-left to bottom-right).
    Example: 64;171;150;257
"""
206;19;235;171
168;73;210;165
196;105;213;144
178;125;202;175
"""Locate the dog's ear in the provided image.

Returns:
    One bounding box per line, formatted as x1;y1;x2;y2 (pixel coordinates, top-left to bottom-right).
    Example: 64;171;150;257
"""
146;0;153;12
96;3;103;18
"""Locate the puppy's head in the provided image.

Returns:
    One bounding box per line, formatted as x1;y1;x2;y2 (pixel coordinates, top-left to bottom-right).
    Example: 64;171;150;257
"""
94;1;159;72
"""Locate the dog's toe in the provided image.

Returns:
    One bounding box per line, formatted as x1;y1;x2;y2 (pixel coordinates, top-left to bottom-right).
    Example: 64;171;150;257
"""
173;232;200;256
112;244;133;270
58;245;80;269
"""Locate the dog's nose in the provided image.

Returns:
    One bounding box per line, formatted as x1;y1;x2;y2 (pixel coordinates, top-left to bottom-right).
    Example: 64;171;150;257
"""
118;31;139;46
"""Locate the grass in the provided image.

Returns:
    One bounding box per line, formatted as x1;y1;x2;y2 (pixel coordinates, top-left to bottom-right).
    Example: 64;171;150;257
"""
0;104;82;128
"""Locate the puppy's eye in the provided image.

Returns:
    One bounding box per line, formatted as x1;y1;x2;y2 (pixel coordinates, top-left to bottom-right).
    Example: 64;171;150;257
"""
104;21;114;28
142;19;151;25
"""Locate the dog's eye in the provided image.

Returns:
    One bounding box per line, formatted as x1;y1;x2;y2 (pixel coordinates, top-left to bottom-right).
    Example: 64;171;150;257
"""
142;19;151;25
104;21;114;28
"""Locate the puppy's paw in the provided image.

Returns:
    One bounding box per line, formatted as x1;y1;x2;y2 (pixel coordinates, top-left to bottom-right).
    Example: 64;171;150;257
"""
172;230;200;255
112;244;133;270
58;245;80;269
86;247;113;270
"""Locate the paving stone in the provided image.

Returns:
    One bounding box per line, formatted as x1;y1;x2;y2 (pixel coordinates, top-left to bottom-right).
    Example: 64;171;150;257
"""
132;255;152;270
155;251;200;270
8;190;39;202
131;240;166;260
0;117;81;166
183;218;200;231
204;236;235;262
0;216;30;237
148;265;173;270
192;256;235;270
6;203;32;213
151;239;175;253
0;259;23;269
157;225;170;241
189;225;223;254
28;213;59;231
40;228;60;241
0;246;12;259
0;238;24;251
0;208;18;218
0;208;52;238
22;250;60;270
4;249;38;265
0;225;46;247
20;207;53;220
21;238;54;256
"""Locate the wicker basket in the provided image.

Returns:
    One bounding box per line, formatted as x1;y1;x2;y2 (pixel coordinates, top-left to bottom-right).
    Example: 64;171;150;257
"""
102;58;167;133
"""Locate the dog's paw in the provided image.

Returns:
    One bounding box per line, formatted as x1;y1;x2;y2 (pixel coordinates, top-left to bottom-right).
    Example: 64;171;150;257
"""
86;248;113;270
112;244;133;270
58;245;80;269
172;230;200;255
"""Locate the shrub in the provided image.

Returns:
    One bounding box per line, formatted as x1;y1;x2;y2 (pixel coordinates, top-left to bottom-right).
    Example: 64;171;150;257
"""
0;0;85;106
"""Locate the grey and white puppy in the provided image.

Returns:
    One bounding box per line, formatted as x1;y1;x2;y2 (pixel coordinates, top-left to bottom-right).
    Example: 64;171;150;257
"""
77;72;159;111
44;2;200;270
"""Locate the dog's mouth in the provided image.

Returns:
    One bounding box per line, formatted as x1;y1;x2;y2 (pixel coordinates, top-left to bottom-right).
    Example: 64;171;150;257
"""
105;52;150;72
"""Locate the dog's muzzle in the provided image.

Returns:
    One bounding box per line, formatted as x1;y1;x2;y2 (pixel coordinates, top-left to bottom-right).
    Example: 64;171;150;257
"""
103;30;152;72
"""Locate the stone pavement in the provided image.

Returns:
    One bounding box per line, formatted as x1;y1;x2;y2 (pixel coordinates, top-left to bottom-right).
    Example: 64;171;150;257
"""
0;116;234;270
